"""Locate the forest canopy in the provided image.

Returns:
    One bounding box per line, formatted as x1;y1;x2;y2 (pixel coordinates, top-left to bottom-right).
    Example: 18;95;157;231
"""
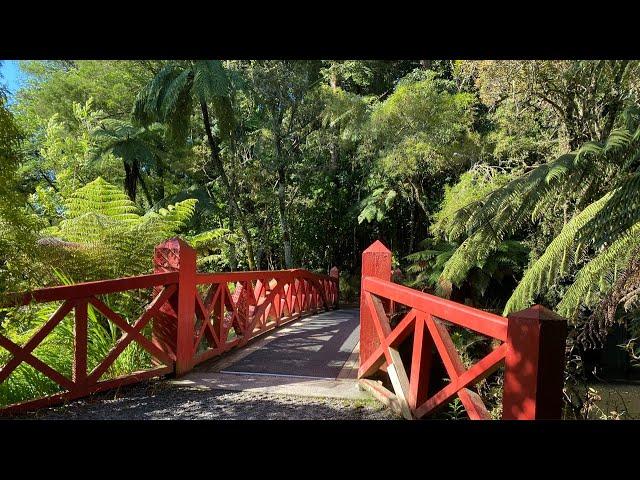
2;59;640;360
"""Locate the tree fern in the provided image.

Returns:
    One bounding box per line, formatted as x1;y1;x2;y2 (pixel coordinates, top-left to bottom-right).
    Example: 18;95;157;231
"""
557;221;640;318
408;238;528;302
40;177;197;281
63;177;139;223
503;193;611;315
439;116;640;326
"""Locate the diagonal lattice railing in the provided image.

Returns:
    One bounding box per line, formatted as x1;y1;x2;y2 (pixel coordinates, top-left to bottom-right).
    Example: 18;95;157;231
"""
0;238;339;415
0;273;179;414
358;240;568;421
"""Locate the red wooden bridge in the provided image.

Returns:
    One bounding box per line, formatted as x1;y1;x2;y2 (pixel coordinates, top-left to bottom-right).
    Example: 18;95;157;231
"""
0;239;568;420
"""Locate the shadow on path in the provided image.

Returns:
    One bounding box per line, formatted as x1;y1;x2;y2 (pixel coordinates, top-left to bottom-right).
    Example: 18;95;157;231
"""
223;309;360;378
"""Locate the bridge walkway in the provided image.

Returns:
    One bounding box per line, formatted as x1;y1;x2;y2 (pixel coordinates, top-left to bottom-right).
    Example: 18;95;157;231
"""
171;308;371;401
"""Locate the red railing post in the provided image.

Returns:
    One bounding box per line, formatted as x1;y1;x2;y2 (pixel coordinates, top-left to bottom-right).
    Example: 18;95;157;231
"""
153;237;197;376
502;305;568;419
73;299;88;395
360;241;392;368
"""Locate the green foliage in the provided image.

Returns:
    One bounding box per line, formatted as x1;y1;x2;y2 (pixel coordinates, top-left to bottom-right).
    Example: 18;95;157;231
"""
338;273;359;304
436;118;640;326
133;60;233;143
15;60;161;126
91;119;169;204
503;194;611;315
187;228;238;270
0;79;44;292
407;238;528;305
41;177;196;281
6;60;640;397
5;57;640;417
358;188;396;224
358;71;478;229
431;166;513;241
0;270;152;407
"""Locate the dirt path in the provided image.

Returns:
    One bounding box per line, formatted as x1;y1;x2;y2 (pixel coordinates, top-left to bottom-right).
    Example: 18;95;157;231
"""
12;380;397;420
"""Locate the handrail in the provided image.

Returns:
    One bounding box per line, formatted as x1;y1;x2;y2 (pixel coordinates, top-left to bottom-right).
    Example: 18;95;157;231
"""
0;272;179;307
0;237;340;414
362;276;507;341
188;266;339;369
0;272;178;415
196;268;337;284
358;240;568;421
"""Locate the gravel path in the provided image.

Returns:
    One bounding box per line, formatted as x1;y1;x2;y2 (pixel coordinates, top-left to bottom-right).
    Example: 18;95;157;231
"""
13;380;398;420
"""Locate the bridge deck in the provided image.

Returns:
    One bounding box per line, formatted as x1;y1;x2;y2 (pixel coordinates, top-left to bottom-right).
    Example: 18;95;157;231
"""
223;308;359;378
171;308;368;400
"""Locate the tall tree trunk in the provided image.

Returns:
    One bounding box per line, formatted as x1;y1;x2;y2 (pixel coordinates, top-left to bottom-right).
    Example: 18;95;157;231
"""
136;167;154;206
227;202;237;271
123;160;137;201
155;162;165;201
408;201;416;254
199;100;256;270
277;165;293;268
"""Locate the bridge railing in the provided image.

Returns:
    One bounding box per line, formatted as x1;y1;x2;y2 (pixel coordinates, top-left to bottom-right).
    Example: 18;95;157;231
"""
0;272;179;414
154;238;339;374
0;237;339;414
358;240;568;420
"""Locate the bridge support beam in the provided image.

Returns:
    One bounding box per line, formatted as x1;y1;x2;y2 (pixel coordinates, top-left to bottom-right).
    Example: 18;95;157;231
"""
153;237;197;377
503;305;568;419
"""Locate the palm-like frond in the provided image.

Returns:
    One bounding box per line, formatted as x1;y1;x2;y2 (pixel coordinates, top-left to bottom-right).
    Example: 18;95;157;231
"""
192;61;230;102
64;177;139;223
133;63;184;126
440;118;640;322
132;60;233;144
407;238;528;300
577;171;640;249
40;178;197;281
503;193;611;315
92;120;161;167
557;221;640;318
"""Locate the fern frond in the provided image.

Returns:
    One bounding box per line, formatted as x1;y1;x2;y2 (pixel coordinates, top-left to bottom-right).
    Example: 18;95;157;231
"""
41;178;197;281
557;221;640;318
503;193;612;315
192;61;230;103
64;177;139;222
133;63;183;126
577;172;640;249
160;68;193;120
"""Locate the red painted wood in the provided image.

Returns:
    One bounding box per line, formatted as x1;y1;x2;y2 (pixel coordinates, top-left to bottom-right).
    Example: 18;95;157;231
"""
458;388;491;420
73;300;88;394
1;272;178;307
425;315;466;379
89;296;175;365
409;313;432;410
360;240;392;368
0;334;76;391
0;299;75;384
87;284;177;383
363;276;508;341
358;240;567;420
0;365;173;416
0;236;338;414
357;308;416;378
364;291;394;365
152;238;197;376
192;268;338;364
502;305;568;420
414;344;507;418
